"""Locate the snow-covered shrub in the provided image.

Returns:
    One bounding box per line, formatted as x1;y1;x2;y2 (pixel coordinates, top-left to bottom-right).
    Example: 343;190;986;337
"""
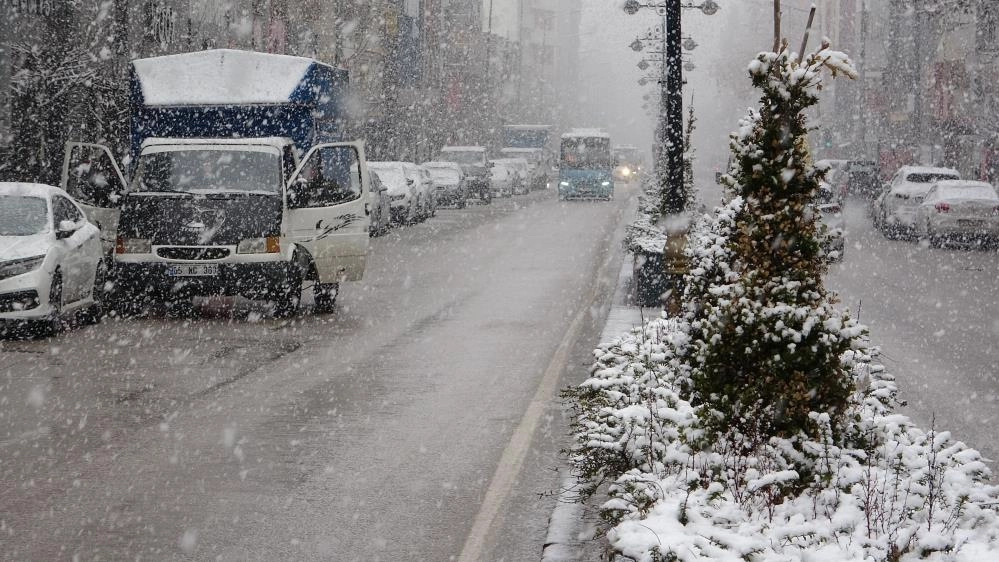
690;45;865;444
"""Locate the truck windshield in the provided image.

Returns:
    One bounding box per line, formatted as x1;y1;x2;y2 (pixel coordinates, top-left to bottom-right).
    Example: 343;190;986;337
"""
0;196;48;236
440;151;484;166
561;137;611;169
133;149;281;194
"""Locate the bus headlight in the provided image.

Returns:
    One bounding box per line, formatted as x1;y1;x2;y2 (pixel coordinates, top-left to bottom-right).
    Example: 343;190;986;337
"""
601;181;611;187
559;181;570;187
621;167;632;176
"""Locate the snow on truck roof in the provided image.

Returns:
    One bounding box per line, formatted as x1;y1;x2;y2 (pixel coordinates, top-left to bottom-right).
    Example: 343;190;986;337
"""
132;49;333;106
141;137;291;149
440;146;486;152
562;129;610;139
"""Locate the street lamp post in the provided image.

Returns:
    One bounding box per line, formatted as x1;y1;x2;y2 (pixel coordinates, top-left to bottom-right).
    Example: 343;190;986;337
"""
624;0;718;215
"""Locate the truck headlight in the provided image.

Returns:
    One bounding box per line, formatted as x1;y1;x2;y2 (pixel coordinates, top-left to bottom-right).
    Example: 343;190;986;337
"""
115;237;151;254
0;255;45;281
237;236;280;254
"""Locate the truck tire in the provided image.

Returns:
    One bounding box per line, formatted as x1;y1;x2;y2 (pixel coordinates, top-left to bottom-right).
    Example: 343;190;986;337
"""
313;282;339;314
273;258;304;318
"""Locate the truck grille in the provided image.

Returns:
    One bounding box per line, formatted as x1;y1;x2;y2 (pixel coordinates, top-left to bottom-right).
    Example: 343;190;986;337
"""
156;247;230;261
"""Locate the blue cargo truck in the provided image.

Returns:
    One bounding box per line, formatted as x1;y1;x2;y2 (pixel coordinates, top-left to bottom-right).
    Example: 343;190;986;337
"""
60;49;371;315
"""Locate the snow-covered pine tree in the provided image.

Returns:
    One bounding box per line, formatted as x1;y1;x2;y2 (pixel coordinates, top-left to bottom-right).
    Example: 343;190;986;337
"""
689;42;865;443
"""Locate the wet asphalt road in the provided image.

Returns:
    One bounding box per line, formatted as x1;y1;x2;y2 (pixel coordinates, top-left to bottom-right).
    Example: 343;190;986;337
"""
828;200;999;469
0;185;636;561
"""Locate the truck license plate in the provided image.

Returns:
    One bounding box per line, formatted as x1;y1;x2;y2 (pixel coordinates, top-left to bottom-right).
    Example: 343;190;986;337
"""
167;264;219;277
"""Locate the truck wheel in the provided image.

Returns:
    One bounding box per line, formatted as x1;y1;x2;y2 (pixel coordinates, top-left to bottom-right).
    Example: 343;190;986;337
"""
273;259;303;318
313;282;339;314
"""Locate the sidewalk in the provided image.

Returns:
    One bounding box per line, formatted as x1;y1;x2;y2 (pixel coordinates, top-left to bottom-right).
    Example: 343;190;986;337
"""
541;257;650;562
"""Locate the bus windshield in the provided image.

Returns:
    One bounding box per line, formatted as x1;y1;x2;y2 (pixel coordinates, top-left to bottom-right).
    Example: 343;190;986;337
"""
561;137;611;169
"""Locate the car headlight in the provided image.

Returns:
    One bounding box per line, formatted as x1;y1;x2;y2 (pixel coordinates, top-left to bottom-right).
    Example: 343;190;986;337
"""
237;236;280;254
115;237;151;254
601;181;611;187
0;255;46;281
559;181;570;187
621;167;632;176
390;194;407;202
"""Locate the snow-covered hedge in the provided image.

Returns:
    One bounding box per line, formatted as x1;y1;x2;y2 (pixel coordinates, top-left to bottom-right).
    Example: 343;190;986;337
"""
572;308;999;561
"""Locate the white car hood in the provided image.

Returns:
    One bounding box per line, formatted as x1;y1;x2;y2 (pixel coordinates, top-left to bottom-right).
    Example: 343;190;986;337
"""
0;233;52;262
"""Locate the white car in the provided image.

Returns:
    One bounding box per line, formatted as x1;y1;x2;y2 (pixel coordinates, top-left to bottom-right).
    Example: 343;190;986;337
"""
500;148;546;190
369;162;419;225
499;157;531;195
914;180;999;248
873;166;960;238
402;162;436;220
0;183;106;335
368;171;391;236
422;161;468;208
488;160;517;198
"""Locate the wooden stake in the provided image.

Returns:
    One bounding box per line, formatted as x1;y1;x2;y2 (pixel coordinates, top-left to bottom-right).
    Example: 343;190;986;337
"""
799;5;817;62
773;0;782;52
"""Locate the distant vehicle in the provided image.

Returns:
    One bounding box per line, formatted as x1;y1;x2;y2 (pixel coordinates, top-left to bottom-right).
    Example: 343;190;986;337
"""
834;159;880;199
0;183;106;335
369;162;419;225
502;125;553;188
873;166;961;238
422;161;468;208
558;129;614;200
402;162;436;220
488;160;517;198
61;50;366;317
613;145;643;182
499;147;546;190
368;171;391;236
914;180;999;248
492;157;530;195
815;182;845;262
438;146;492;203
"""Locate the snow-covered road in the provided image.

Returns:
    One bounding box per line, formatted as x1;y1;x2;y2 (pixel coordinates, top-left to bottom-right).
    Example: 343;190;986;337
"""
828;201;999;471
0;185;636;560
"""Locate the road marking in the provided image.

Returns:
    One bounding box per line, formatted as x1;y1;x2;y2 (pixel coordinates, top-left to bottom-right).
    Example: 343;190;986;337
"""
457;200;624;562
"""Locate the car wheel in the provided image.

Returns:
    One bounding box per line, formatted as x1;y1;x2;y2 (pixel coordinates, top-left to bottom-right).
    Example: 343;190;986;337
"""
82;261;107;325
41;270;64;336
313;282;339;314
273;256;303;318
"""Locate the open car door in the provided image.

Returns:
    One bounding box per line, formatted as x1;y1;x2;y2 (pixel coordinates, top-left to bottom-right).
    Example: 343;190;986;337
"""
61;142;128;257
285;142;370;282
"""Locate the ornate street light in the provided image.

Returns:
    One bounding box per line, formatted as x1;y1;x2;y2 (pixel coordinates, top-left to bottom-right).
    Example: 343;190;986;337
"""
623;0;719;215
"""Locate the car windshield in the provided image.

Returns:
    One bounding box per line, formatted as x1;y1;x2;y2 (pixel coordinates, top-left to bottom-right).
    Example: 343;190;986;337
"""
439;151;484;166
133;148;281;194
427;168;461;183
0;196;49;236
940;185;998;200
906;173;958;183
370;167;407;189
560;137;612;169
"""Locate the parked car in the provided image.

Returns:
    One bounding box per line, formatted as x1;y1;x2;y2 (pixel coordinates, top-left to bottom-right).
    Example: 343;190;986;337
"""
816;182;846;262
0;183;106;335
500;147;547;190
438;146;492;203
500;157;531;195
488;160;517;198
422;161;468;208
872;166;960;238
402;162;436;220
914;180;999;247
369;162;418;225
368;171;391;236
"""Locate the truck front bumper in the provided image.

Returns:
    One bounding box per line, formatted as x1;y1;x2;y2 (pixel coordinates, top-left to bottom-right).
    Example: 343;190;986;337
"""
114;261;296;301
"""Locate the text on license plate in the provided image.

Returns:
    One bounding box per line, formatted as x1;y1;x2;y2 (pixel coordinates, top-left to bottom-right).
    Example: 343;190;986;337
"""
167;264;219;277
958;219;986;227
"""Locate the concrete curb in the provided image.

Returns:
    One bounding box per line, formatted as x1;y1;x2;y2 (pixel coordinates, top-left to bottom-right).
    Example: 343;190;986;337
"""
540;258;648;561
